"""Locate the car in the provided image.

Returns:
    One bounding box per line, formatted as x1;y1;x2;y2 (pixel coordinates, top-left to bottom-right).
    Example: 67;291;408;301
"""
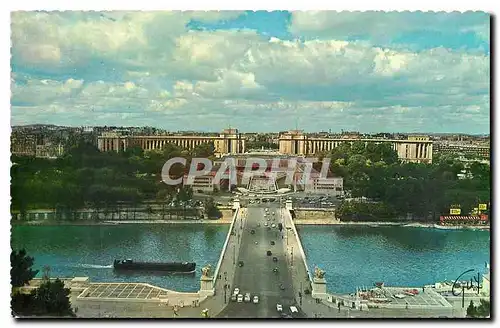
267;250;272;256
290;306;298;314
271;241;275;245
255;241;258;245
264;223;268;226
273;257;278;262
279;284;285;290
238;261;244;267
244;293;251;302
233;288;240;295
271;224;276;228
251;229;255;234
237;294;244;303
273;267;279;273
231;294;237;302
253;295;259;304
276;304;283;312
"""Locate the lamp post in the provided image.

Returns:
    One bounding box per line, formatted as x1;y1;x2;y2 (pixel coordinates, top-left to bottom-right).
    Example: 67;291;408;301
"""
291;246;294;267
233;245;236;265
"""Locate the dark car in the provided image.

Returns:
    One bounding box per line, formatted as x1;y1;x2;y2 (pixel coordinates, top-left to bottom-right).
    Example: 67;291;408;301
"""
238;261;244;267
279;284;285;290
251;229;255;234
273;267;279;273
273;257;278;262
271;241;275;245
267;250;272;256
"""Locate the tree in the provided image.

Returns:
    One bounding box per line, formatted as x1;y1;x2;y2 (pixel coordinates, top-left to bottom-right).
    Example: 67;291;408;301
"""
475;299;490;318
177;186;193;219
467;299;490;318
11;249;39;288
12;279;74;317
204;197;222;219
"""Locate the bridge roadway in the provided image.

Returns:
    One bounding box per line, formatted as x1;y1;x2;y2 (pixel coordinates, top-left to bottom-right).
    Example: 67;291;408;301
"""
217;203;306;318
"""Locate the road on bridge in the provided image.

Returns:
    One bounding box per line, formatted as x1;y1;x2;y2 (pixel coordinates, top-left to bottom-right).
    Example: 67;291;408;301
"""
217;203;305;319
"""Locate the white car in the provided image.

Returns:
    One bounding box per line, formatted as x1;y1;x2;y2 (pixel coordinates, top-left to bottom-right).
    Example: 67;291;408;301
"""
271;224;276;228
237;294;244;303
233;288;240;296
264;222;268;226
253;296;259;304
276;304;283;312
244;293;251;302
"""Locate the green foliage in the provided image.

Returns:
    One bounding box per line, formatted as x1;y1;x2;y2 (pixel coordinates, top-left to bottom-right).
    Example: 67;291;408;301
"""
466;301;477;318
204;197;222;219
467;299;490;318
328;143;490;222
12;279;74;317
10;140;202;218
11;249;39;287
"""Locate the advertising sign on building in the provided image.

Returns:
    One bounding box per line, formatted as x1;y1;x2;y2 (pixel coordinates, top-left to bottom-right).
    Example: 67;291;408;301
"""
450;208;461;215
479;203;488;211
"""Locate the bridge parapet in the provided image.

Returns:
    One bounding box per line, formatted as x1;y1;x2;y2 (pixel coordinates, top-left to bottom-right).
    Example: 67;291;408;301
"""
282;207;312;296
211;207;240;290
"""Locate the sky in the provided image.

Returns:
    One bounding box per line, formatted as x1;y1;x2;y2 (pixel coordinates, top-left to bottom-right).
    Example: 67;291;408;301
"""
10;11;490;133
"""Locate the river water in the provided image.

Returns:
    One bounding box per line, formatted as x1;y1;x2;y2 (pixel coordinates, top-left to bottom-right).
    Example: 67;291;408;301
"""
11;224;490;293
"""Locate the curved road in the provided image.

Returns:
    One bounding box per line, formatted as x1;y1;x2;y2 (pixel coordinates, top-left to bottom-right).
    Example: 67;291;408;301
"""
217;204;305;318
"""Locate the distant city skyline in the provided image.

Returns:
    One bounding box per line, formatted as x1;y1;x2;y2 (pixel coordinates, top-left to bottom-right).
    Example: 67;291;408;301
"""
11;123;491;137
11;11;490;134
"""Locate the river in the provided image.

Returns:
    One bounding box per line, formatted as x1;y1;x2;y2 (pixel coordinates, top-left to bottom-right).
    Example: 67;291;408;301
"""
11;224;490;294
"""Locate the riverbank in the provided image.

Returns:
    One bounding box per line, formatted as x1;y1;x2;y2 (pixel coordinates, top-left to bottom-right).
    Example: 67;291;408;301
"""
295;220;489;230
13;218;489;230
13;218;233;226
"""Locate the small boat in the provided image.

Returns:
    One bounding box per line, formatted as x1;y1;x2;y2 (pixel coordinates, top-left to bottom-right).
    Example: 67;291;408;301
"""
394;294;406;299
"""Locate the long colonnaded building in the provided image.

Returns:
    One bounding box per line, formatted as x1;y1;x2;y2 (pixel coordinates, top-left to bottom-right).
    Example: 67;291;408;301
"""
97;129;245;157
278;130;433;164
97;128;433;163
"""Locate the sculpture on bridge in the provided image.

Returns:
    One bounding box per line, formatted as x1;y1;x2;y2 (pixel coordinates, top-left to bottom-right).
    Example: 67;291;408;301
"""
314;266;326;279
201;264;212;277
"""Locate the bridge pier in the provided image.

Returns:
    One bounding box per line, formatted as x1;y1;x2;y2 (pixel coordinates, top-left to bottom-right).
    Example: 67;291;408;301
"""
311;277;328;300
199;274;215;297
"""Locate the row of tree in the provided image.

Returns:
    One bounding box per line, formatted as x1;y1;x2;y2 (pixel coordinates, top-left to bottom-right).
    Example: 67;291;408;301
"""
322;141;490;222
11;138;216;218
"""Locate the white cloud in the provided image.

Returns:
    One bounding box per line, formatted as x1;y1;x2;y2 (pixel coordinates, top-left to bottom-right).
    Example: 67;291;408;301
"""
10;12;490;133
288;11;490;43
